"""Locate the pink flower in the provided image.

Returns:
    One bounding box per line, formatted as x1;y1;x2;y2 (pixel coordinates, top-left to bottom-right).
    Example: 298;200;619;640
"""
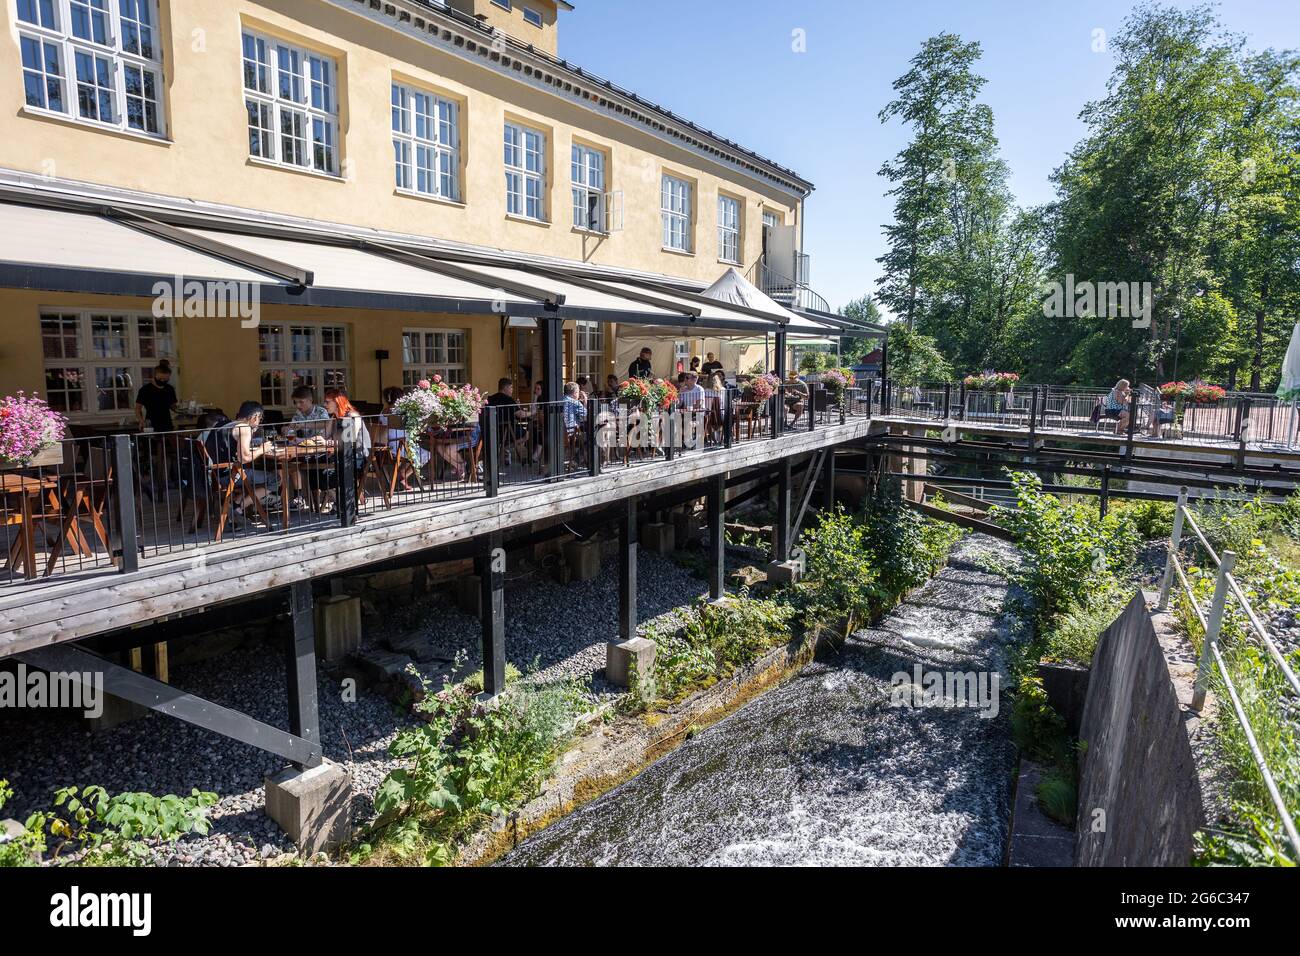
417;379;431;390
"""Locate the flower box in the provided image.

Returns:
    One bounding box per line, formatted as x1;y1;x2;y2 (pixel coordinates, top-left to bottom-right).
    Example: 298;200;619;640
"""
0;442;62;471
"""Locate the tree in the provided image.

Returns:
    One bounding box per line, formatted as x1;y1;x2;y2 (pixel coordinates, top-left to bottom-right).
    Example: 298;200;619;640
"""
877;34;988;331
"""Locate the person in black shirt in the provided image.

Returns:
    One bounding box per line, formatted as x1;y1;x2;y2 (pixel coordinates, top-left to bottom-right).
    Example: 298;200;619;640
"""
627;347;653;379
486;378;527;463
135;360;178;431
701;352;724;378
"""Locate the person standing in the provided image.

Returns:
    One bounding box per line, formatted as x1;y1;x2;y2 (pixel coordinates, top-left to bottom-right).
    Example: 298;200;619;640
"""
134;360;177;432
627;347;653;379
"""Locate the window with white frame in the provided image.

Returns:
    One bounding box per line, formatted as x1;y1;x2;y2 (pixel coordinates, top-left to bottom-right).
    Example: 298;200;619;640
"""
574;321;604;378
571;143;605;232
718;194;741;263
258;322;347;408
402;329;468;386
41;310;177;416
242;30;338;175
392;82;460;201
523;6;543;27
662;174;692;253
16;0;165;136
504;121;546;221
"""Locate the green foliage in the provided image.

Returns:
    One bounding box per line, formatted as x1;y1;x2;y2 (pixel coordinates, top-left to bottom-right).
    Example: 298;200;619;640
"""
1010;676;1073;769
0;781;217;866
797;350;833;374
651;593;796;702
884;324;952;387
1036;766;1079;827
1111;498;1175;541
992;471;1140;625
861;478;964;600
1042;584;1130;666
373;664;588;865
463;661;523;694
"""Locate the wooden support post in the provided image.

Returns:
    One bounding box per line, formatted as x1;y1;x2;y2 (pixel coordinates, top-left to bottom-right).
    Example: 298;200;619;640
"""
476;532;506;697
619;496;638;640
286;581;321;769
707;473;725;601
774;457;792;563
823;446;836;511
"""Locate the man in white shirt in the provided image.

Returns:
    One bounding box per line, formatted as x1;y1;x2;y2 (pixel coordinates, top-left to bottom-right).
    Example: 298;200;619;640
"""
677;371;705;410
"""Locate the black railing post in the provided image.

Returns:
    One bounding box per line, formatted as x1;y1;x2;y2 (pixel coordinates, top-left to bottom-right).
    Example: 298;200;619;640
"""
482;404;500;497
1028;386;1039;449
807;385;816;432
337;425;357;527
113;433;139;574
1099;465;1110;517
958;382;966;421
839;388;847;425
723;386;734;449
1125;384;1139;458
585;398;600;477
943;384;951;422
769;394;780;440
665;408;676;462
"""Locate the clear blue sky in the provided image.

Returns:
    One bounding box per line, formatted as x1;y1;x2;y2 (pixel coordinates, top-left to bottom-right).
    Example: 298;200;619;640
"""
562;0;1300;314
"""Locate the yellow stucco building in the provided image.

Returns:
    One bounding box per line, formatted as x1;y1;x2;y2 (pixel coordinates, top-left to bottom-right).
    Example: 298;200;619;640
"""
0;0;833;423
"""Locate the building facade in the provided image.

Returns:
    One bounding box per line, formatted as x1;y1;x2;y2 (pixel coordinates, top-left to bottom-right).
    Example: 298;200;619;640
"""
0;0;819;421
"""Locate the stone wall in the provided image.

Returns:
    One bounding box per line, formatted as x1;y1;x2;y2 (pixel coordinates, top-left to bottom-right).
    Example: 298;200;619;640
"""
1075;591;1206;866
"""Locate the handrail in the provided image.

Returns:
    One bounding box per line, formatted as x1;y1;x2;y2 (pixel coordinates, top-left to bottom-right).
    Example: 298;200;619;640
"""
1157;486;1300;859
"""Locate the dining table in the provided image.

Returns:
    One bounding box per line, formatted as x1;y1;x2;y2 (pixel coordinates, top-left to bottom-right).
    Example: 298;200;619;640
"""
1;472;63;579
262;441;337;531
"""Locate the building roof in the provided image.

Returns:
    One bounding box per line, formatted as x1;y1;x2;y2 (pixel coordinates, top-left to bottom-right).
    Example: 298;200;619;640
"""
362;0;814;196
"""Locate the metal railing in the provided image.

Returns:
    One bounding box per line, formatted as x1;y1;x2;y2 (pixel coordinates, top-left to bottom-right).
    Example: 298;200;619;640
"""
1157;487;1300;858
874;380;1291;449
0;384;871;591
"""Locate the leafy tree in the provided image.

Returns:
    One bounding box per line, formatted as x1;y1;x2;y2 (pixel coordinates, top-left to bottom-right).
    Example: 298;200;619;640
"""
885;323;952;386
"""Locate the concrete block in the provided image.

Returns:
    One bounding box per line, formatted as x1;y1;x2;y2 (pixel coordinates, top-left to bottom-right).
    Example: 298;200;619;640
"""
353;650;414;684
365;567;414;593
605;637;656;690
765;560;803;586
671;510;702;547
264;759;353;856
563;538;601;582
314;595;362;665
455;574;482;616
641;522;675;554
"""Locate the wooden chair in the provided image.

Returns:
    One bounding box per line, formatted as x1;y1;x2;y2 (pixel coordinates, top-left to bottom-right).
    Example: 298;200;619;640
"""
359;420;399;509
193;440;269;543
45;440;115;574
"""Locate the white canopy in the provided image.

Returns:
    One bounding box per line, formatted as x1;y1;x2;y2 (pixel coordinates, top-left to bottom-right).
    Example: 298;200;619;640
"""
699;268;833;334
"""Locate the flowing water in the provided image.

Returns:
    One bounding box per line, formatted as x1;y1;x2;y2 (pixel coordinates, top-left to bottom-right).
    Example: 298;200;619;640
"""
501;536;1026;866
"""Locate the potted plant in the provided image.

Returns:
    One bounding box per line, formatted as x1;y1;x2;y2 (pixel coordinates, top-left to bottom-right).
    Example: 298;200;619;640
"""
741;373;779;404
618;377;677;412
392;377;484;461
0;392;66;470
820;367;855;406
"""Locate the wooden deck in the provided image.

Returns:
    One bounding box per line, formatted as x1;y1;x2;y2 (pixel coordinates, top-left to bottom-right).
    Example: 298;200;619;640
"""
0;417;875;656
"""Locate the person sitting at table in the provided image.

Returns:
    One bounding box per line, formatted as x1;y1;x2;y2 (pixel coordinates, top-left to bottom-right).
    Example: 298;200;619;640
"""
283;385;330;438
1102;379;1132;434
784;370;809;424
604;374;620;400
529;381;546;464
628;348;653;379
486;378;527;466
689;356;701;375
701;352;723;377
702;371;726;442
310;388;372;510
575;376;591;402
381;385;428;491
205;400;278;526
678;370;705;410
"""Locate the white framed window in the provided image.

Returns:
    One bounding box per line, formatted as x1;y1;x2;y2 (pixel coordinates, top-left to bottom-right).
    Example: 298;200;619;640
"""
571;143;605;232
41;310;177;417
17;0;165;136
402;329;468;386
718;194;741;263
258;322;347;408
523;7;543;27
242;30;338;175
491;0;511;9
574;321;604;378
662;174;692;253
391;82;460;201
504;121;546;221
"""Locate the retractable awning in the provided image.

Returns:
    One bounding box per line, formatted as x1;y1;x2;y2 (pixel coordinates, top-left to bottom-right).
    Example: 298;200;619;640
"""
0;197;843;336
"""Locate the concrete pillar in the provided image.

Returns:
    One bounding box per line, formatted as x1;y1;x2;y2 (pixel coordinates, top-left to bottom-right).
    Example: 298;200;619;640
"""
563;537;601;582
641;521;675;554
264;759;353;856
606;637;656;692
314;594;362;664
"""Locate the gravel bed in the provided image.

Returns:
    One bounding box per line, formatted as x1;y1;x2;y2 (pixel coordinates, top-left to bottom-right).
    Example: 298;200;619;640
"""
0;549;719;866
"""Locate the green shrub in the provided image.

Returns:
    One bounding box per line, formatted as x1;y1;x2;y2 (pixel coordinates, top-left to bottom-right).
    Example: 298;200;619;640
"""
374;665;589;865
1112;499;1175;541
1036;766;1078;827
1043;585;1130;666
0;780;217;867
463;662;523;694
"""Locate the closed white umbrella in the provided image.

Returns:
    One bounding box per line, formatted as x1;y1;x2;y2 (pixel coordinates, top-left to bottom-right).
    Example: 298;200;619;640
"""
1275;323;1300;446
